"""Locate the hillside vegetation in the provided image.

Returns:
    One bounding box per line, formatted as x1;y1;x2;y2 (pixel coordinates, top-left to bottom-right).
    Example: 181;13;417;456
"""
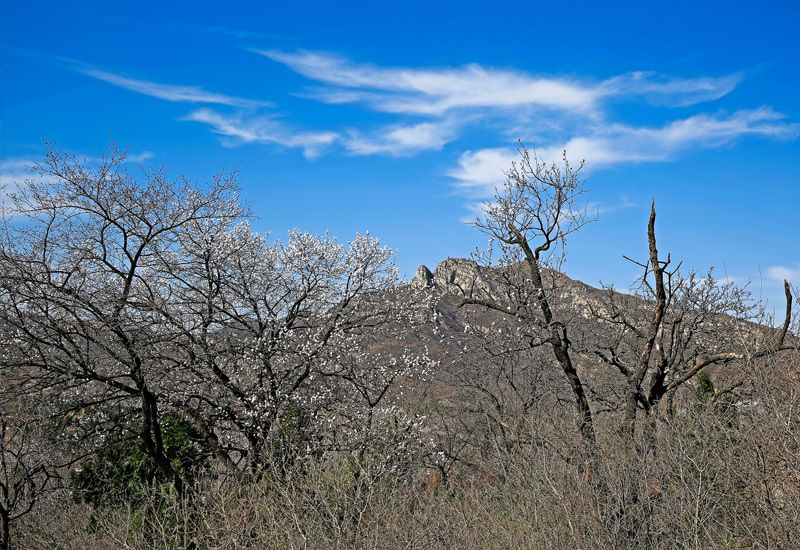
1;143;798;549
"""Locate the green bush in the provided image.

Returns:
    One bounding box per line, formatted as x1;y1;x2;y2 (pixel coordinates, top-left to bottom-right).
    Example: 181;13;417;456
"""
70;412;212;508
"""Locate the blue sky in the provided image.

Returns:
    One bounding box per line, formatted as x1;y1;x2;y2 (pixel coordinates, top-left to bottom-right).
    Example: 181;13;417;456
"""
2;0;799;311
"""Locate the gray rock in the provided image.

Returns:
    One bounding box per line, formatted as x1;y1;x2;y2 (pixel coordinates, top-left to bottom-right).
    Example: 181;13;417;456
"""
412;265;434;288
433;258;494;298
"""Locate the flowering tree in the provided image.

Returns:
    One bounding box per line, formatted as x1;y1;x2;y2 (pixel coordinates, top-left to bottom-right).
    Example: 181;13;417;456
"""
162;221;434;473
0;143;244;493
0;142;434;496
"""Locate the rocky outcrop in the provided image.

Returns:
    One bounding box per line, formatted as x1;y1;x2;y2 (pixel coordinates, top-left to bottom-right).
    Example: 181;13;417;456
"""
409;258;617;322
416;258;611;322
432;258;496;299
412;265;434;289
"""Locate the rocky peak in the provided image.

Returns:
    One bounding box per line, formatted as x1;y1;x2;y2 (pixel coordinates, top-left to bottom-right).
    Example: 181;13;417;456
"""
432;258;496;298
415;258;610;322
412;265;434;288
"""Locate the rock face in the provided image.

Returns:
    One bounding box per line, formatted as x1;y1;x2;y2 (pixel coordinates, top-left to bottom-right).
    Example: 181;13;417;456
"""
433;258;476;292
417;258;613;323
432;258;495;298
412;265;434;289
411;259;496;297
412;257;613;321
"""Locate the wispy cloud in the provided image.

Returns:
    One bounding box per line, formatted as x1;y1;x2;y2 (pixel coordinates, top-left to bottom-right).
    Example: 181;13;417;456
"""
63;49;797;179
599;71;742;107
124;151;157;163
447;148;518;195
185;108;461;158
540;107;799;167
342;119;461;156
766;265;800;283
182;109;339;159
252;49;783;181
75;65;269;108
458;200;495;224
257;49;601;115
66;59;340;156
588;197;638;215
0;158;35;196
1;152;156;217
0;162;29;217
449;108;800;196
256;49;742;116
1;151;155;191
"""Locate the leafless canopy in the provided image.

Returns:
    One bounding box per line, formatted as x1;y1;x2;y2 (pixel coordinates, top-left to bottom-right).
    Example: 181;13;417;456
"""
0;142;432;492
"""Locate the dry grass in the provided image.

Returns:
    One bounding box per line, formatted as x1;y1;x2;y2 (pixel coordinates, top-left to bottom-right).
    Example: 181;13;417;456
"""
14;405;800;549
11;351;800;549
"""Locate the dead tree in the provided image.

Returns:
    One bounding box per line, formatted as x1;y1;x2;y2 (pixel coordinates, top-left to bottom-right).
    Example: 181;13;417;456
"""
593;203;795;451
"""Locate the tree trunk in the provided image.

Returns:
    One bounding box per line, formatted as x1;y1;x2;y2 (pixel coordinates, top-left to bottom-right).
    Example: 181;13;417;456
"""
1;509;10;550
139;389;183;495
551;324;596;443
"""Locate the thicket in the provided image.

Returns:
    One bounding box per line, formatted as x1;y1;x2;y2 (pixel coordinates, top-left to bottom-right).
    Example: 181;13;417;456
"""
1;143;798;549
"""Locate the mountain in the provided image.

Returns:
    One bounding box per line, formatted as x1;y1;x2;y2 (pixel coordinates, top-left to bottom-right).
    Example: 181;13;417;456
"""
398;257;793;412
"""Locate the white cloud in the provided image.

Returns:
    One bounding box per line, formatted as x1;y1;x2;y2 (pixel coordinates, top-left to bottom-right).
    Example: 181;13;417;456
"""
766;265;800;283
0;158;34;177
257;50;604;115
450;108;800;197
253;49;771;168
257;49;742;116
124;151;157;163
64;50;797;170
182;109;339;159
76;66;269;108
447;148;518;194
343;120;459;156
0;158;34;196
599;71;742;107
458;200;496;224
68;59;339;158
550;107;800;169
0;157;49;217
186;109;461;158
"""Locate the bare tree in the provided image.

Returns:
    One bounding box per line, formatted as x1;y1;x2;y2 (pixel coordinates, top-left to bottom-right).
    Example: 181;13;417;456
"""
592;205;795;450
0;142;244;493
0;142;434;496
0;413;54;550
456;143;796;455
458;145;597;444
0;370;64;550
